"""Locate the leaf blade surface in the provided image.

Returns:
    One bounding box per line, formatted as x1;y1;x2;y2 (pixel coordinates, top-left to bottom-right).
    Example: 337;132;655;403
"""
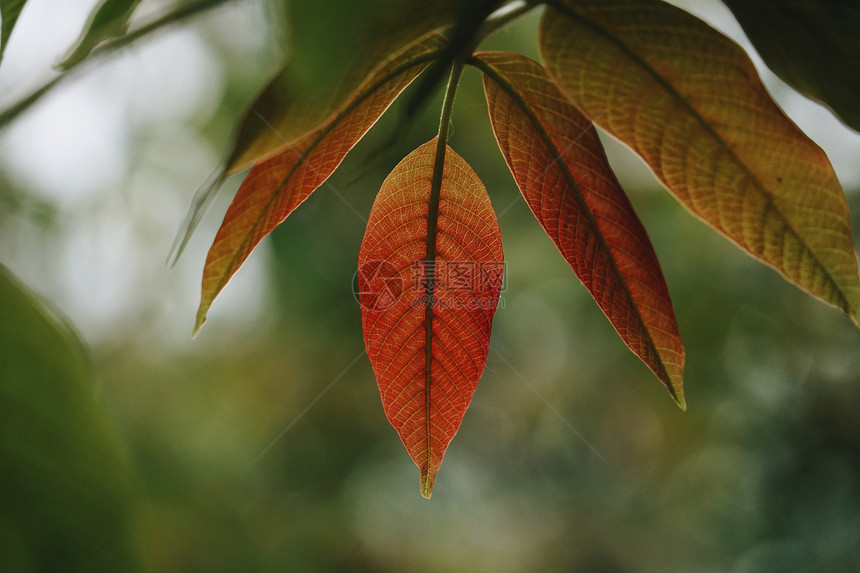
359;139;504;497
476;51;685;406
541;0;860;325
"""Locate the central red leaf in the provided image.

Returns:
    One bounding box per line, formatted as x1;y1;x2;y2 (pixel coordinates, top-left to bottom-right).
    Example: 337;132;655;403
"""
359;139;504;498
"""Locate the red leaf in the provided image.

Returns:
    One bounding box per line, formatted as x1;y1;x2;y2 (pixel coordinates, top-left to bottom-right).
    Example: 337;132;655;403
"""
475;51;685;407
195;35;446;333
359;139;504;498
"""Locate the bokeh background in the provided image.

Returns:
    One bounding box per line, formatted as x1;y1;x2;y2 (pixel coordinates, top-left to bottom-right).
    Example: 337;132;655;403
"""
1;0;860;571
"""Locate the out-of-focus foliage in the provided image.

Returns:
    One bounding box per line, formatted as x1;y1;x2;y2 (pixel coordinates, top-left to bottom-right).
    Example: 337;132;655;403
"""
0;0;27;63
541;0;860;325
55;0;143;70
0;265;143;572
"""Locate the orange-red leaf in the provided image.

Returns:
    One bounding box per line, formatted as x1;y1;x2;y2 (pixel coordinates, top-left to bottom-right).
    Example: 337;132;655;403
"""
358;139;504;498
195;35;446;333
541;0;860;326
474;52;685;407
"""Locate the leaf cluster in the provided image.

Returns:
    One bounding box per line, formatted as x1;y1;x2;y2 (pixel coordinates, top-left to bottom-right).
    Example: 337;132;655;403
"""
2;0;859;498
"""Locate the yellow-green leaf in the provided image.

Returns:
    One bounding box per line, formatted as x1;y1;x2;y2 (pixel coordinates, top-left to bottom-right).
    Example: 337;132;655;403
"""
541;0;860;325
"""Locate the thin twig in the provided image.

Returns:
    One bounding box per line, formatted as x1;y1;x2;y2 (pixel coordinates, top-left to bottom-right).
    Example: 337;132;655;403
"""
0;0;237;130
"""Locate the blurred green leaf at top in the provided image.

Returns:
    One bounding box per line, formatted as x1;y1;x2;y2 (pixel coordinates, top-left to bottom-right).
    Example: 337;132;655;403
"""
0;0;27;65
55;0;143;70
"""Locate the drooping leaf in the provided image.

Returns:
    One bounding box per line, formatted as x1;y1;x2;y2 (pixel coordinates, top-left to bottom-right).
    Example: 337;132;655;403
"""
358;139;504;498
194;34;447;333
0;265;143;572
722;0;860;133
541;0;860;326
55;0;143;70
474;51;685;407
0;0;26;65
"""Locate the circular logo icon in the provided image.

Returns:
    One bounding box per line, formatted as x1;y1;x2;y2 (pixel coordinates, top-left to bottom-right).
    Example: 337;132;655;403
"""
352;259;404;311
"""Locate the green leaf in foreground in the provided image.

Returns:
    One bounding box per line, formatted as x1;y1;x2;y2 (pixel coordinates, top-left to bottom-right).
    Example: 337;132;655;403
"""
0;265;143;572
0;0;27;65
541;0;860;326
55;0;143;70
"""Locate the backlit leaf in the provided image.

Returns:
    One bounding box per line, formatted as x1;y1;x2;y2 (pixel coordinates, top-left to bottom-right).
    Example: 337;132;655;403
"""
722;0;860;133
359;139;504;498
0;265;143;571
541;0;860;326
55;0;143;70
475;51;685;407
0;0;26;65
195;34;446;333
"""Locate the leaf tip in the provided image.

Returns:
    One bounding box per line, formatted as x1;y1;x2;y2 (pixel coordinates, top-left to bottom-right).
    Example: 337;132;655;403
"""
670;385;687;412
850;307;860;330
420;467;435;499
192;310;207;338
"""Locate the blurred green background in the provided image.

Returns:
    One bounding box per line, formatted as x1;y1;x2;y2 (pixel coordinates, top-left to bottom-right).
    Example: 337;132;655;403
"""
1;0;859;571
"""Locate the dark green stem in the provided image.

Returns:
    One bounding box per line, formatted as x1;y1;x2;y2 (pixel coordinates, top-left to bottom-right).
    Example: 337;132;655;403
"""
0;0;235;130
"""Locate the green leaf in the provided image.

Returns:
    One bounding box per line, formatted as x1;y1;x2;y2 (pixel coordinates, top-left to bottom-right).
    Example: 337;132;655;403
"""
541;0;860;326
0;0;27;65
722;0;860;133
0;265;143;572
55;0;143;70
